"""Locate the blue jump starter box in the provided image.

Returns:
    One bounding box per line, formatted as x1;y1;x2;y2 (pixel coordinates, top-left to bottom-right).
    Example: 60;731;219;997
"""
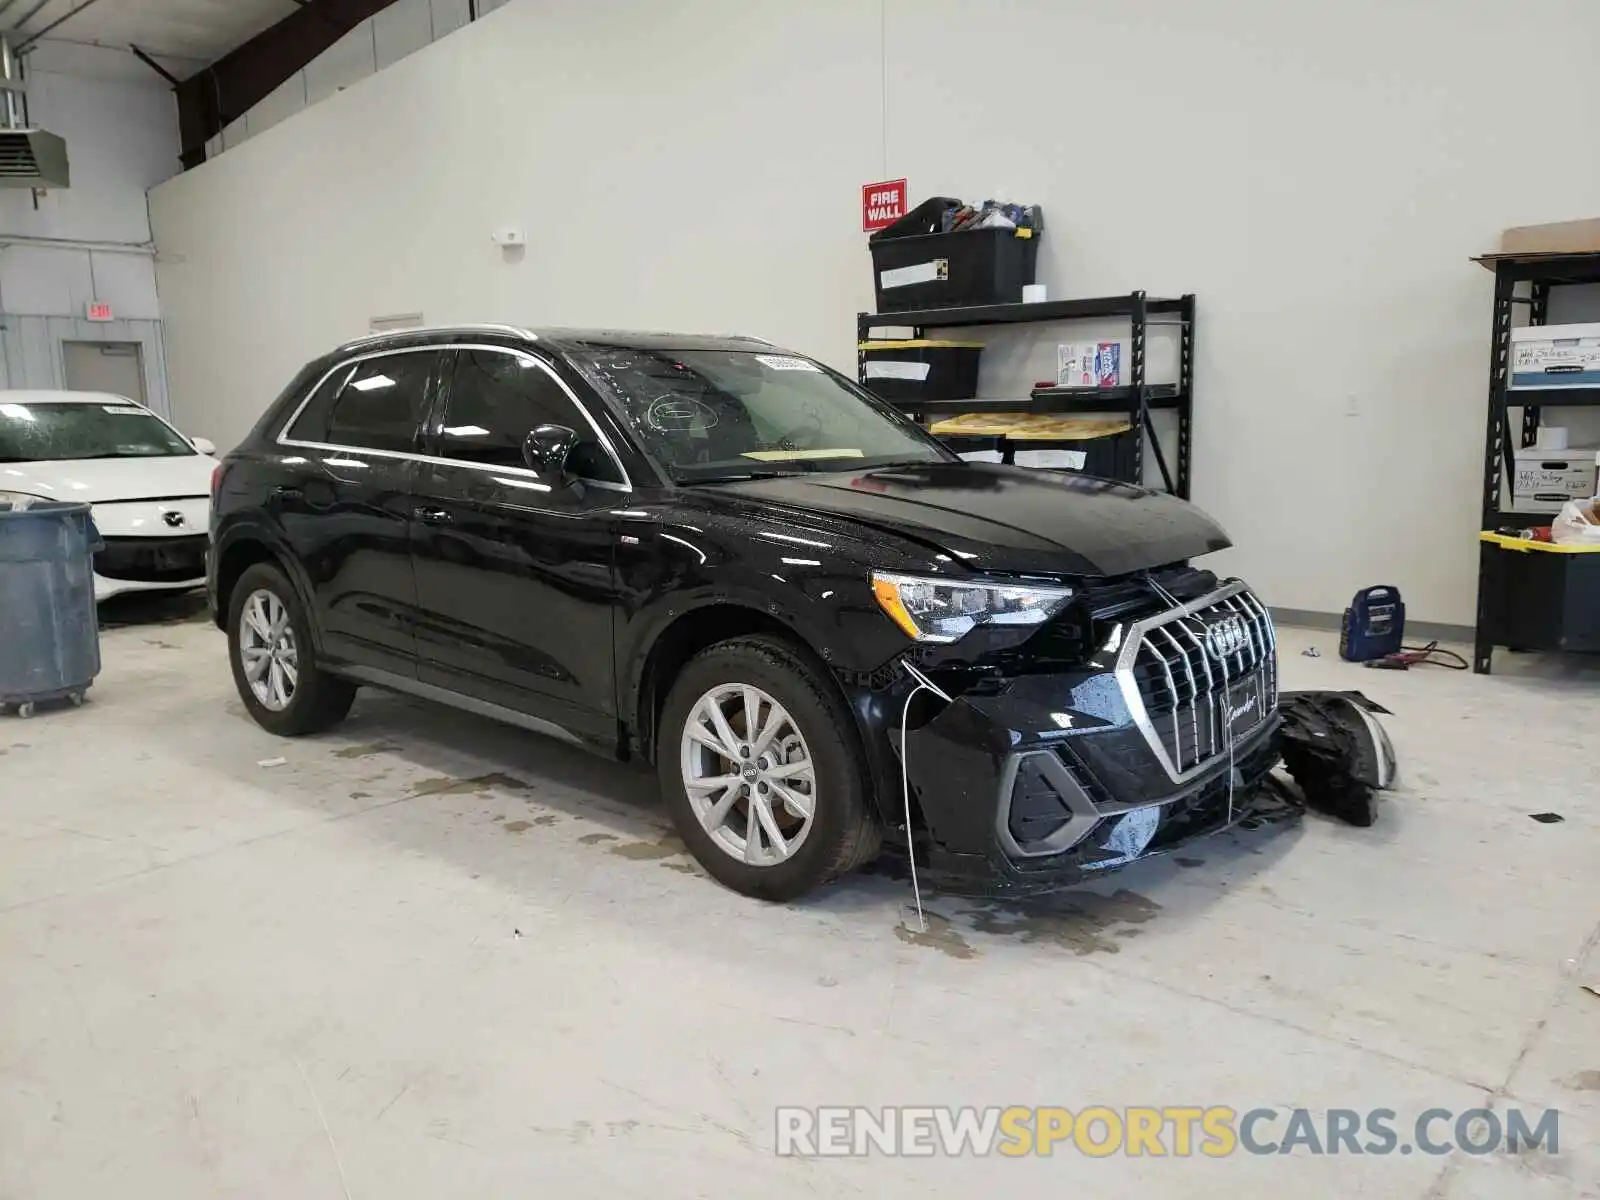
1340;586;1405;662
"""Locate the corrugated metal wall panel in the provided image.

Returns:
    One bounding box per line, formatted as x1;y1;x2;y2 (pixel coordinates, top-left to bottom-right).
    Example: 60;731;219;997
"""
19;318;57;388
304;19;380;106
247;73;310;140
431;0;471;39
0;314;173;418
208;0;487;164
375;0;434;70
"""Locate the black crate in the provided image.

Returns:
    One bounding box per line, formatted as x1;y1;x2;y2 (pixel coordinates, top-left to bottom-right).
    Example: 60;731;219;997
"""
926;413;1133;477
1006;430;1129;477
940;433;1130;476
860;339;983;403
870;199;1043;313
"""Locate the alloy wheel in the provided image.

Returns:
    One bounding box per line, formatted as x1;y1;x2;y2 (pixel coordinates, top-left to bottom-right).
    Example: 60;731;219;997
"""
238;588;299;712
679;683;816;865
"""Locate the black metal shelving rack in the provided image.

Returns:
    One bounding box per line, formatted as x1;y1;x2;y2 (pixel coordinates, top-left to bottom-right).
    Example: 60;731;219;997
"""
1474;251;1600;672
857;291;1196;498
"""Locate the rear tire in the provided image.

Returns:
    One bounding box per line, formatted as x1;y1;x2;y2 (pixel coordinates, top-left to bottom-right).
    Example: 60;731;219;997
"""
227;562;355;736
658;635;880;901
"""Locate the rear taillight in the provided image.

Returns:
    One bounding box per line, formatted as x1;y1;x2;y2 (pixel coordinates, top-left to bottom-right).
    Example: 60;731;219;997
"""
210;463;222;500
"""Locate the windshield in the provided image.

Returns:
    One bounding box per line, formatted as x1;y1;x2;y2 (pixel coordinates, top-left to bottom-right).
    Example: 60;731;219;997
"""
0;400;194;462
568;347;953;481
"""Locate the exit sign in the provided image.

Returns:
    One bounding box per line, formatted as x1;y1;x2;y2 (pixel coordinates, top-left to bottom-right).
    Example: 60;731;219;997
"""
85;301;114;322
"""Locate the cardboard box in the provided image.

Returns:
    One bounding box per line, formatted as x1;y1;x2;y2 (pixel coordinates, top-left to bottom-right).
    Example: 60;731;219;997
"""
1056;341;1124;388
1511;323;1600;389
1476;217;1600;267
1500;218;1600;256
1512;444;1599;507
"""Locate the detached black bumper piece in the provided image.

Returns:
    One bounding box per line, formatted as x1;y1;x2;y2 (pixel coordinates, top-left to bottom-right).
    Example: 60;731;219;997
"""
901;581;1287;897
1275;689;1398;826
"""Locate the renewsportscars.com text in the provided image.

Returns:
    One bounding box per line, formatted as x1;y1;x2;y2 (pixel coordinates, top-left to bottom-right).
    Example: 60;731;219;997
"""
774;1105;1560;1158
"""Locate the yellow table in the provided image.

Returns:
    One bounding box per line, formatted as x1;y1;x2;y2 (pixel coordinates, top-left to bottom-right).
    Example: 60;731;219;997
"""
1478;531;1600;553
928;413;1131;441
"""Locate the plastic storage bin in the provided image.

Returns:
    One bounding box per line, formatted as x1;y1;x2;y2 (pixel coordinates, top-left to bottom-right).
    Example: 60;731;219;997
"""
860;339;983;403
0;501;101;716
869;198;1042;313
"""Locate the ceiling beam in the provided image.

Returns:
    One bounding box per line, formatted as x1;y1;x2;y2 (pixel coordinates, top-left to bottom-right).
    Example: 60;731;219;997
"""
129;44;180;87
288;0;352;38
174;0;399;170
15;0;113;52
4;0;58;39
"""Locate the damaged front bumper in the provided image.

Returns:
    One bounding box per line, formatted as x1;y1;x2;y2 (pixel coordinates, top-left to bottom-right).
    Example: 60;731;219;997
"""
894;581;1287;896
900;676;1285;896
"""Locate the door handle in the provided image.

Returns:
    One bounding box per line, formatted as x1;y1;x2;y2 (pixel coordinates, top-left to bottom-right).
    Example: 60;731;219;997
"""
414;506;453;524
272;485;303;502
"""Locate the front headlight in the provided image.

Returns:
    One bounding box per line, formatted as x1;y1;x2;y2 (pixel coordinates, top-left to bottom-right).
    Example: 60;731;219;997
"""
871;571;1076;643
0;490;51;511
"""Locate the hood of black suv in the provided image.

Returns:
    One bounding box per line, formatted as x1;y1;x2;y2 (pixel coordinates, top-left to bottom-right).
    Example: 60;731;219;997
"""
706;462;1230;577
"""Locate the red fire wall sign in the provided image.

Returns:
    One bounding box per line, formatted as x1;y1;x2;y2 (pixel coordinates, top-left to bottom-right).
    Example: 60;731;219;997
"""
862;179;908;233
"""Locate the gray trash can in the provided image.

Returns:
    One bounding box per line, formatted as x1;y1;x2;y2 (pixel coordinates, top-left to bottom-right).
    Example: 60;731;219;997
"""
0;500;102;716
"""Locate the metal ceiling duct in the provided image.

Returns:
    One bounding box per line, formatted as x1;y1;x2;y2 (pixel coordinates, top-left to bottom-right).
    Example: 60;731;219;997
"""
0;36;68;188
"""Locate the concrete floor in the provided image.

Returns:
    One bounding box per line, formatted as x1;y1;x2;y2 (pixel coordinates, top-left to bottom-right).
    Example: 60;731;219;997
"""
2;600;1598;1198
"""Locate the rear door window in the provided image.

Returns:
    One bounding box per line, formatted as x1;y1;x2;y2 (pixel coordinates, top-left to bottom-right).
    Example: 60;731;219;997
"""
284;363;353;443
289;351;437;453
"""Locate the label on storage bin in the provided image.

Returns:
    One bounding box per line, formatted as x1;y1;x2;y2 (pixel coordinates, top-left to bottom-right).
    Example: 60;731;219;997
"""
880;259;948;290
864;361;931;381
1013;450;1088;470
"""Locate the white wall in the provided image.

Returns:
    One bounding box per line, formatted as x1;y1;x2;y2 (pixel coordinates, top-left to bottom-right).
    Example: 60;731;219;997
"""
149;0;1600;625
151;0;882;443
0;41;181;413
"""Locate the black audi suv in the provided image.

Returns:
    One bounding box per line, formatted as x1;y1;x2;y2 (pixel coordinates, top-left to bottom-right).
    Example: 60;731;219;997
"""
208;324;1280;899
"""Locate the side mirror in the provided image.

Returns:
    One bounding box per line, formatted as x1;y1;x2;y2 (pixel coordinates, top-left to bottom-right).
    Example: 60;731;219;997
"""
192;436;217;456
522;424;578;479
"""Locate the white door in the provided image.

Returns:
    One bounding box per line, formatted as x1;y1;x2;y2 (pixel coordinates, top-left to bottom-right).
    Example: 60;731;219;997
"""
62;341;146;404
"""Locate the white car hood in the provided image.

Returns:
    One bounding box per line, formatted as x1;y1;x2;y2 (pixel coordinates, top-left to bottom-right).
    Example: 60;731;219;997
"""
1;454;213;505
3;454;214;539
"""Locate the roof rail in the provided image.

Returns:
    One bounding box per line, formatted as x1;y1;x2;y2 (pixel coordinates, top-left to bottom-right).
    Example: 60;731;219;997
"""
334;323;538;352
720;333;775;346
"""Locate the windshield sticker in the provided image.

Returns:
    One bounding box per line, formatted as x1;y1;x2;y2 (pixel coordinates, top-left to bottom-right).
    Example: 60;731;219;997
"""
647;396;718;431
742;449;864;461
754;355;821;372
102;405;146;415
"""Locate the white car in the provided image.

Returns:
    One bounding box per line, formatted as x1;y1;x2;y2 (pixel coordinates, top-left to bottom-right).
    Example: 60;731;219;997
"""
0;390;217;601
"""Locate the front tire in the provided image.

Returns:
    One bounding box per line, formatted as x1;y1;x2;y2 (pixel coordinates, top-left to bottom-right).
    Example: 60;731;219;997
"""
227;562;355;736
658;635;881;900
